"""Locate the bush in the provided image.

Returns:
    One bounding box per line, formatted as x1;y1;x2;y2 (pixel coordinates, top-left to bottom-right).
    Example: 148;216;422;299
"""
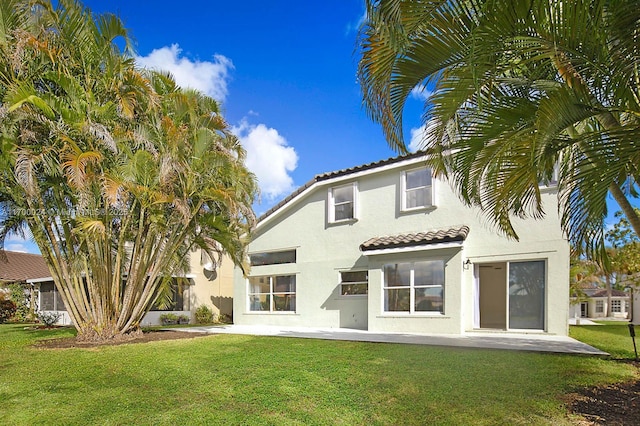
159;313;179;325
195;305;214;324
7;283;32;322
178;314;190;325
218;313;232;324
0;295;17;323
36;311;61;327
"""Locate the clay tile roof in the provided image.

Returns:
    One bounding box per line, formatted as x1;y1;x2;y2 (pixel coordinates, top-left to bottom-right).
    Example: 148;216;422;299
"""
360;225;470;252
0;251;51;282
591;289;629;298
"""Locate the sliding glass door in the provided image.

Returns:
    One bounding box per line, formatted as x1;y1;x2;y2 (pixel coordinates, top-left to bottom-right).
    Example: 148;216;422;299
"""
508;261;545;330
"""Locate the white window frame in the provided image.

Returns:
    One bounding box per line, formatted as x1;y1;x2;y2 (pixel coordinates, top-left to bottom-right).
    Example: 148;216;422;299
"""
595;300;604;313
611;299;622;313
401;167;433;211
382;260;445;315
339;270;368;296
328;182;358;223
247;275;296;313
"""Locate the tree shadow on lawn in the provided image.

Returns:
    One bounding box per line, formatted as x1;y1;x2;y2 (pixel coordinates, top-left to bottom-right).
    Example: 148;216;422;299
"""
32;329;210;349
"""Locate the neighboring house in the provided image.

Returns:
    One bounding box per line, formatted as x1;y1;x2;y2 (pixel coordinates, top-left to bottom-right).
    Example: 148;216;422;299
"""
0;251;50;316
0;249;232;325
570;288;631;320
234;152;570;336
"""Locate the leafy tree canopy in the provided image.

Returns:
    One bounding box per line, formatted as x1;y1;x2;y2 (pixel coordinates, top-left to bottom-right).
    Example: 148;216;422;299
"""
0;0;257;340
358;0;640;263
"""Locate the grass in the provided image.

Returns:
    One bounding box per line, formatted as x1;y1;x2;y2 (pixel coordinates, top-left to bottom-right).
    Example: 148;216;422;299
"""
0;324;637;425
569;321;639;359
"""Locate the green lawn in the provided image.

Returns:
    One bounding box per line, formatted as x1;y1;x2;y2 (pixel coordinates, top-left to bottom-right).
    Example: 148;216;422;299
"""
569;321;639;359
0;324;636;425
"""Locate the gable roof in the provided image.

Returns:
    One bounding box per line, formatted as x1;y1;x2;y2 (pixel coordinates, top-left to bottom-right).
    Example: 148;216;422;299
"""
0;251;51;282
258;151;427;225
360;226;470;252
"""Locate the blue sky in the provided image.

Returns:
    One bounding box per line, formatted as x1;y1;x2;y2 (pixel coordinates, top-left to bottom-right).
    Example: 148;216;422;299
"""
8;0;426;253
4;0;635;253
88;0;424;210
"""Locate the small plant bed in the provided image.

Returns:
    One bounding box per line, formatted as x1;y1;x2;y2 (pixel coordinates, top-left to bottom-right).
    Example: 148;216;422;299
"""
566;378;640;424
568;322;640;423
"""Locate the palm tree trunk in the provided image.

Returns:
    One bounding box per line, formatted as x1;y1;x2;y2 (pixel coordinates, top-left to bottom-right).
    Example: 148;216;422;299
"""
609;183;640;239
606;274;612;318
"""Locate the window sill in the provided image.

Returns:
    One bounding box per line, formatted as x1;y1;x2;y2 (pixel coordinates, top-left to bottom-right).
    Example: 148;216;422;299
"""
328;218;358;226
244;311;298;315
336;294;368;299
377;313;448;318
399;205;436;215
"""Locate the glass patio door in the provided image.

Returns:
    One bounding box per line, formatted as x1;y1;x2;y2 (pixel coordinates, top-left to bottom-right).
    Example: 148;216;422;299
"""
507;261;545;330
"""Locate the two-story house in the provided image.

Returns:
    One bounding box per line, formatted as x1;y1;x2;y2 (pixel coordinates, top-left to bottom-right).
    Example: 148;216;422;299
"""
233;152;570;336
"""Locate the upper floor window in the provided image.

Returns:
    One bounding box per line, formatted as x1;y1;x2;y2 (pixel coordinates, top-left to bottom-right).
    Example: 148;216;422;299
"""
250;249;296;266
401;168;433;211
328;183;357;223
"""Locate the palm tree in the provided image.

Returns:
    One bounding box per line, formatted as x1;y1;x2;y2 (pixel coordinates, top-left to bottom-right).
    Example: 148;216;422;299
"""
357;0;640;263
0;0;257;341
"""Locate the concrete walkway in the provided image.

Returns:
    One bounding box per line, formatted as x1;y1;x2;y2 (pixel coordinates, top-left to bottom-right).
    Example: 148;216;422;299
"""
175;324;608;356
568;318;601;326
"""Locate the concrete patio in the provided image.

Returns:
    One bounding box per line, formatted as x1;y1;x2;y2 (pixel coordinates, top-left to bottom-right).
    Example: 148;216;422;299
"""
174;324;608;356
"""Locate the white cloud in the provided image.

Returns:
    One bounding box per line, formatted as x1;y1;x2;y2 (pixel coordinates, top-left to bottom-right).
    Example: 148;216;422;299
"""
410;84;434;102
4;231;35;253
136;44;233;102
345;10;367;35
409;125;427;152
232;120;298;201
409;120;439;152
6;243;28;253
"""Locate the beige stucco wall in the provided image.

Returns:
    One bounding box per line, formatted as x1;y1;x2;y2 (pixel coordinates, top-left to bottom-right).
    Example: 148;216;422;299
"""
189;251;234;319
235;157;570;335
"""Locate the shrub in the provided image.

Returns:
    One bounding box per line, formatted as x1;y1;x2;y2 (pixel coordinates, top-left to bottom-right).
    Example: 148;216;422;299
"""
178;314;190;324
195;305;214;324
218;313;232;324
37;311;61;327
8;283;32;322
159;313;179;325
0;295;17;324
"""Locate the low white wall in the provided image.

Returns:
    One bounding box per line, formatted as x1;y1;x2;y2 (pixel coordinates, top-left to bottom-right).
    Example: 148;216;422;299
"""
40;310;192;327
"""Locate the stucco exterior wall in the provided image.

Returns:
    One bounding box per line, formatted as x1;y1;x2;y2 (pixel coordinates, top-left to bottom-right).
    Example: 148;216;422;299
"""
189;251;234;319
234;157;570;335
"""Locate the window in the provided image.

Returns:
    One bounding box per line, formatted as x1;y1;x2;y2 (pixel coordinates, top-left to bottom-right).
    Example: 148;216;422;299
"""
595;300;604;313
250;249;296;266
612;300;621;313
152;281;190;311
625;301;630;312
340;271;368;295
39;282;67;311
383;260;444;313
401;168;432;210
248;275;296;312
329;183;357;222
